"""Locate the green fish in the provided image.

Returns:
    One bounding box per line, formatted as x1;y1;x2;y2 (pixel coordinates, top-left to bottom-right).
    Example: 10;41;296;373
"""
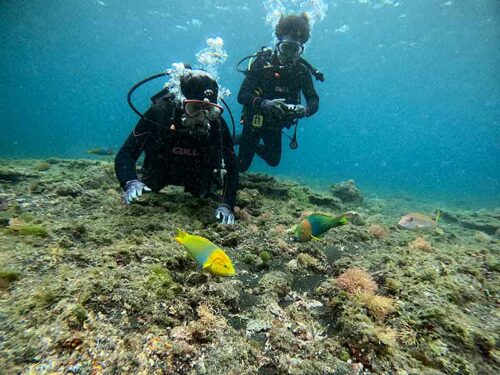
87;147;114;156
294;213;348;242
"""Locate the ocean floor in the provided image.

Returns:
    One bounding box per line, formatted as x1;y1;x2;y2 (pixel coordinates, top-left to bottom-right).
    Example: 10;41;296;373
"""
0;158;499;374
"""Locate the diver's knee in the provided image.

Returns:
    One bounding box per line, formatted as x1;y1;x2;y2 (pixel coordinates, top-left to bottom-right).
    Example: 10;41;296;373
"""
266;156;281;167
238;162;250;173
237;154;253;172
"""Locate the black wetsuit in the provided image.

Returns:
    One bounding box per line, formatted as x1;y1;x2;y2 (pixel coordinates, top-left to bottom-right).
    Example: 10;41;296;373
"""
237;51;319;172
115;94;238;209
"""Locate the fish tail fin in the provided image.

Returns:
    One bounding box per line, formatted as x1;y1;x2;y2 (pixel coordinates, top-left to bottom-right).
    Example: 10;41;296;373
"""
174;229;188;245
435;209;441;226
339;214;348;225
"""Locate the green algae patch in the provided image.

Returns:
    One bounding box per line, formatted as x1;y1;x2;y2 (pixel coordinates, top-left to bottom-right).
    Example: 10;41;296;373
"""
259;250;272;262
0;268;22;282
8;221;49;237
64;303;88;329
146;264;180;299
0;268;22;290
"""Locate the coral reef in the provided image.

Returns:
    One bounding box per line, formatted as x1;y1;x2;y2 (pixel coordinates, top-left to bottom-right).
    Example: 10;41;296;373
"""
0;158;498;374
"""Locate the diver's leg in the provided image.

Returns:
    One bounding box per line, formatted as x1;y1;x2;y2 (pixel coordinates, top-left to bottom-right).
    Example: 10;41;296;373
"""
257;129;282;167
237;125;260;172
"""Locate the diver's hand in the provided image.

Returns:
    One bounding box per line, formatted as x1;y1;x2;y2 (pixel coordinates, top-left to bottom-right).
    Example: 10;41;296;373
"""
122;179;151;205
293;104;307;119
215;204;235;225
261;98;287;117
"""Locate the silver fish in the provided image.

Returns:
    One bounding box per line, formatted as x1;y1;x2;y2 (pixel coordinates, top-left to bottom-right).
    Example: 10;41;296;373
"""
398;211;440;231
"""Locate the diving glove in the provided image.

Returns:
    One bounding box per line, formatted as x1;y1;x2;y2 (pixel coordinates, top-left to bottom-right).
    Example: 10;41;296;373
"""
215;204;235;225
122;179;151;205
293;104;307;119
261;98;287;117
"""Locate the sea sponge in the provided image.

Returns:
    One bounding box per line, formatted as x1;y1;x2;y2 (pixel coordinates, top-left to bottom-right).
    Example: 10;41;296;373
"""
272;224;287;236
372;325;398;349
409;236;432;251
248;224;259;234
186;304;228;344
234;206;252;221
35;161;51;171
356;290;395;320
369;224;388;239
276;238;293;252
335;267;378;295
297;253;322;270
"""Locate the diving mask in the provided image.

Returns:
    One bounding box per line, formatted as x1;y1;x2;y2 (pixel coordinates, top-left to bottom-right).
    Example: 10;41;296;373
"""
277;40;304;60
183;99;223;121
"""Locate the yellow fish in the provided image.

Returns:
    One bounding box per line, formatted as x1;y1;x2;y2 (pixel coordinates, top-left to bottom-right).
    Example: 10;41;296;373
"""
174;229;235;277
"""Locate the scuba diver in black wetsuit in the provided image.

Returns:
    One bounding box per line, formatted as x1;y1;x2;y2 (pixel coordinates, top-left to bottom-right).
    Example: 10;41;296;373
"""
115;69;238;224
236;13;322;172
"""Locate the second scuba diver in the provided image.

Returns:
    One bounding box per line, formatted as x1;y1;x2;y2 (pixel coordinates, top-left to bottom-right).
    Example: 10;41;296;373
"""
236;13;322;172
115;68;238;224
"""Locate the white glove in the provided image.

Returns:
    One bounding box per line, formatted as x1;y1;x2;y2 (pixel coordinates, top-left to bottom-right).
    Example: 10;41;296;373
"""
122;179;151;205
215;204;235;225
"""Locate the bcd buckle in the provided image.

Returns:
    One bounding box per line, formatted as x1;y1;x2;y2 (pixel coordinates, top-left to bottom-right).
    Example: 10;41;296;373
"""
252;115;264;128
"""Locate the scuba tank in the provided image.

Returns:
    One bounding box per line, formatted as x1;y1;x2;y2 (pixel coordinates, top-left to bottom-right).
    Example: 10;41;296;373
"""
236;47;325;82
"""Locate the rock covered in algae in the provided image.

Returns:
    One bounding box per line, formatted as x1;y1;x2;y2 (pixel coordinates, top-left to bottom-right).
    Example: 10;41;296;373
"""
34;161;51;172
330;179;363;203
256;270;293;298
1;159;499;375
0;166;38;182
440;209;500;235
296;252;327;272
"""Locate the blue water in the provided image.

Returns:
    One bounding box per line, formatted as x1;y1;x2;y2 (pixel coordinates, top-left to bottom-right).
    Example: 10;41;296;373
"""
1;0;498;206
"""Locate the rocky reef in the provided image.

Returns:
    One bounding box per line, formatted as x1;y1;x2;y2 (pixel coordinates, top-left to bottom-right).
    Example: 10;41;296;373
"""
0;158;498;374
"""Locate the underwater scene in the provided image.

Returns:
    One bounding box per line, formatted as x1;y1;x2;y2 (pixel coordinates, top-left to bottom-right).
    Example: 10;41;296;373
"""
0;0;499;374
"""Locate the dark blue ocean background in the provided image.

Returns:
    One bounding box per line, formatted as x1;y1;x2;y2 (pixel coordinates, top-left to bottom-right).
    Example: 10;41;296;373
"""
1;0;498;207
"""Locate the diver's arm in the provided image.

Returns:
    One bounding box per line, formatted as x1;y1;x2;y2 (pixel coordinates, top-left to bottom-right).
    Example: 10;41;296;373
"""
220;118;239;210
237;57;266;109
301;70;319;117
237;74;263;109
114;108;158;189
